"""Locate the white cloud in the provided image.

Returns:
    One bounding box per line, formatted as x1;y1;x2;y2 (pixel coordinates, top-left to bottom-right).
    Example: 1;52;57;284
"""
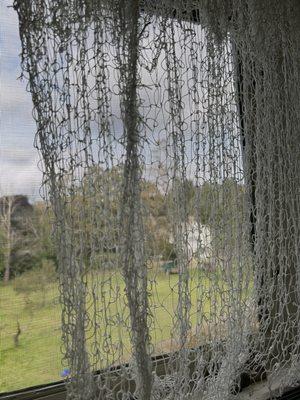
0;145;42;200
0;0;22;64
0;72;31;111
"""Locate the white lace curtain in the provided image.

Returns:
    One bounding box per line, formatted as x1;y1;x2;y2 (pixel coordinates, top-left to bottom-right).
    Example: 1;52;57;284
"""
14;0;300;399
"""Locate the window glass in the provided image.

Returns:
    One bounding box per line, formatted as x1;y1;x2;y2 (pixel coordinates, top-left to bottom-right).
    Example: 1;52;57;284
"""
0;1;61;392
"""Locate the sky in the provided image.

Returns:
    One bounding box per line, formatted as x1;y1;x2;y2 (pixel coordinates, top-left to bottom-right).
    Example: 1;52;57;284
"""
0;0;42;201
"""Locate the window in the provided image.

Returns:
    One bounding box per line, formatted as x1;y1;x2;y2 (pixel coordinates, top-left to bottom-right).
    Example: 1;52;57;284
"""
1;1;300;399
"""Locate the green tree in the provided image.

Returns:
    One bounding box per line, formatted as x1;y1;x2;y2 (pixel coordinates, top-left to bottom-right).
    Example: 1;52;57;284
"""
0;196;20;282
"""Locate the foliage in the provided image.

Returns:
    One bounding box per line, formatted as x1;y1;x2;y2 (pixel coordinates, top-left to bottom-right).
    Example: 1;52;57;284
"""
0;228;5;275
0;198;57;280
0;177;245;279
13;259;57;296
31;202;56;262
157;239;177;261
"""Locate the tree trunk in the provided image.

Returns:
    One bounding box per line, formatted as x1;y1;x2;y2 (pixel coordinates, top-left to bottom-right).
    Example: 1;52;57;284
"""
2;199;13;284
3;251;11;283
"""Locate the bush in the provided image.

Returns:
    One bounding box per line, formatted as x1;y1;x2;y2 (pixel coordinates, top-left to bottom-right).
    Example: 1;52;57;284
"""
10;250;41;278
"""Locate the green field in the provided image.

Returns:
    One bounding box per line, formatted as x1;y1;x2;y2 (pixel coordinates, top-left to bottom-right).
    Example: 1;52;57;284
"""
0;266;242;393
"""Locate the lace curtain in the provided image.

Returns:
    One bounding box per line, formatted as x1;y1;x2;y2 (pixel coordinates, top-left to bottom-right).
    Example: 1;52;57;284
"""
14;0;300;398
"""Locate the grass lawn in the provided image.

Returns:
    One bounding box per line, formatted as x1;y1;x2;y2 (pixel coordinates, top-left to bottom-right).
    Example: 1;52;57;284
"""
0;265;249;393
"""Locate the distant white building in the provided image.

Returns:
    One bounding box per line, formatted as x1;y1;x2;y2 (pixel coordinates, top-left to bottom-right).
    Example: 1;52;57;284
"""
169;218;212;260
186;220;211;260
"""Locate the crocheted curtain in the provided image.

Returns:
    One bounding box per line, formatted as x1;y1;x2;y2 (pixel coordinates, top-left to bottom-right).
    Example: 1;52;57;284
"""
14;0;300;399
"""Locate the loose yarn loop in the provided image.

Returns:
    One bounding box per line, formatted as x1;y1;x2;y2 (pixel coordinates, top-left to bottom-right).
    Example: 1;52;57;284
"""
14;0;300;399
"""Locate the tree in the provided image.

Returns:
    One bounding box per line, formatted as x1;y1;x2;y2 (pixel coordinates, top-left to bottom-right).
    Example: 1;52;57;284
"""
24;201;56;263
0;194;38;281
0;196;18;283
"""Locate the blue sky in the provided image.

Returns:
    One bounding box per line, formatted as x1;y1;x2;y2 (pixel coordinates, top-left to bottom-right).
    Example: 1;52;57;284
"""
0;0;42;201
